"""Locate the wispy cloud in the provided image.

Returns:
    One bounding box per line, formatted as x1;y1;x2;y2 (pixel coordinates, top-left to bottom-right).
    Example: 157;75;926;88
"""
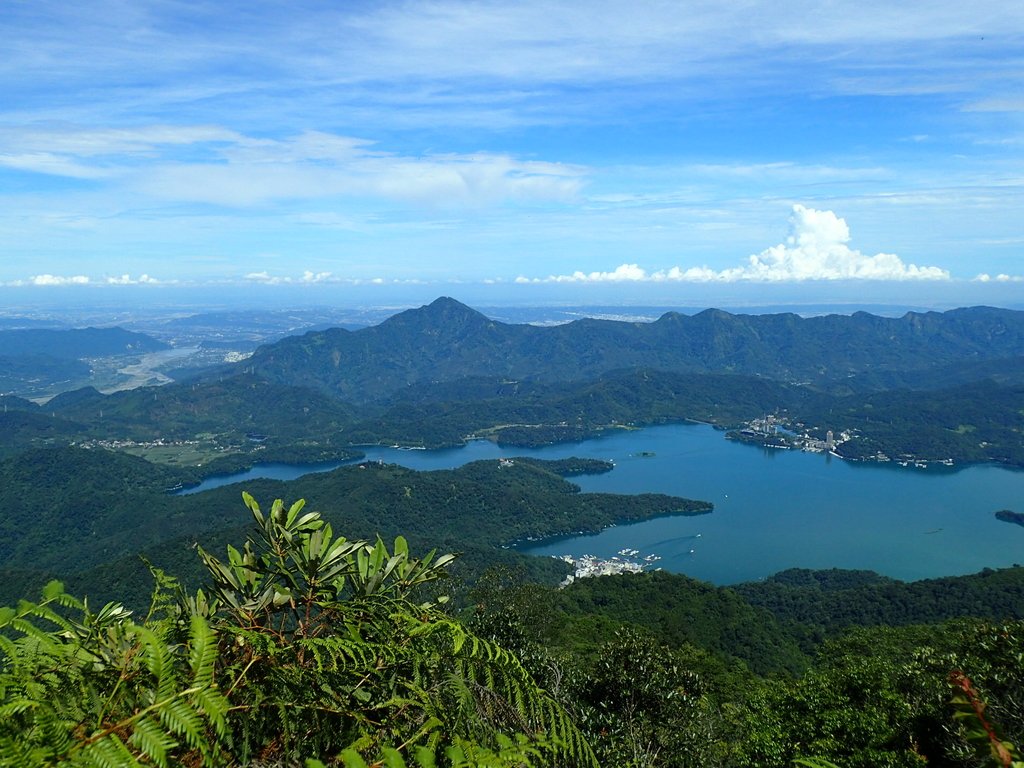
0;125;585;208
518;205;951;283
5;2;1021;128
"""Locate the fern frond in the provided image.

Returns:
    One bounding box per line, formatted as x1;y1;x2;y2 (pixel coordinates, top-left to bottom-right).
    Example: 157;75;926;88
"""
130;713;177;768
188;613;218;688
131;624;177;702
191;686;230;740
157;697;206;751
80;732;145;768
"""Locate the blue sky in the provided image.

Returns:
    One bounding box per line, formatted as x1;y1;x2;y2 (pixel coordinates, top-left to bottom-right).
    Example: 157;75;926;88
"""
2;0;1023;308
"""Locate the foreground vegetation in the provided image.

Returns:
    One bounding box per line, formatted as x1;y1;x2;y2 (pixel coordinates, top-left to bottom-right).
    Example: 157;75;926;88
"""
1;495;595;767
4;492;1024;767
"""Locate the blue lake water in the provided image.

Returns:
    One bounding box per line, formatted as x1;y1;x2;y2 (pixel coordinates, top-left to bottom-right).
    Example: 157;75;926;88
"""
180;424;1024;584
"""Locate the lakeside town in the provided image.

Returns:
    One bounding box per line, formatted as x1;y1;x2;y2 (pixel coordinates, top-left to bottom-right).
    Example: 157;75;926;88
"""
726;413;956;468
556;548;665;587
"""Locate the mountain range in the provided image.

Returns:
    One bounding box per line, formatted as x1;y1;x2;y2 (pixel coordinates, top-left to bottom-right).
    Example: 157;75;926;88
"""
246;297;1024;402
5;297;1022;468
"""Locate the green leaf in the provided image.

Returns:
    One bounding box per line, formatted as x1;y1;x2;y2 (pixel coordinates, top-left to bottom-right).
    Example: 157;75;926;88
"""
41;580;65;601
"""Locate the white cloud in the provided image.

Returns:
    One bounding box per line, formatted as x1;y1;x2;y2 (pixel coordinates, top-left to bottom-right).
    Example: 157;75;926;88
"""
0;125;240;157
2;124;585;208
742;205;949;281
244;271;282;284
301;271;333;283
245;270;334;285
518;205;951;283
29;274;90;286
974;273;1024;282
242;270;428;286
516;263;648;283
137;139;585;207
328;1;1024;88
0;125;243;180
105;273;161;285
0;152;113;179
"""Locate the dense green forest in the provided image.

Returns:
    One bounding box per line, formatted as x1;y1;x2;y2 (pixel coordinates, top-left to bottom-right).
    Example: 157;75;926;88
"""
4;494;1023;767
3;455;1024;764
0;446;707;609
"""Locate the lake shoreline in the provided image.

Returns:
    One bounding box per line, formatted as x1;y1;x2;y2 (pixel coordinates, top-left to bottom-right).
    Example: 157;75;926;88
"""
172;422;1024;585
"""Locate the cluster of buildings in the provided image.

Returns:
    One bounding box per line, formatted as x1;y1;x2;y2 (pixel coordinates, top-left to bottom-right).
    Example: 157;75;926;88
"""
555;548;662;587
732;413;849;455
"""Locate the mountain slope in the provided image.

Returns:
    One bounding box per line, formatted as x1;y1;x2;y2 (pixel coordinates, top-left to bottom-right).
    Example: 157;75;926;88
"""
246;298;1024;402
0;326;169;358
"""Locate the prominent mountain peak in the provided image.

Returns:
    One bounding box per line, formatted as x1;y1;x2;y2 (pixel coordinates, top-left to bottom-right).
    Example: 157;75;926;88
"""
423;296;485;318
380;296;492;330
428;295;469;310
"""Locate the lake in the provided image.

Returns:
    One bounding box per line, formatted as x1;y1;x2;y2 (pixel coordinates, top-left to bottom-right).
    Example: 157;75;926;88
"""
180;423;1024;584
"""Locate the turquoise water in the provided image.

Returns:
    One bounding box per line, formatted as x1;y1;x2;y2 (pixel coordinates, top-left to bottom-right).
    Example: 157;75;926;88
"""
177;460;348;493
180;424;1024;584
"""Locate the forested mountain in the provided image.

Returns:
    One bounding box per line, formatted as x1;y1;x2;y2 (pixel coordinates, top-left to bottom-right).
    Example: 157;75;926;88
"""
0;354;90;392
842;354;1024;392
48;373;358;443
0;446;707;607
0;409;88;458
246;298;1024;402
734;566;1024;633
18;301;1022;466
799;378;1024;464
0;326;168;358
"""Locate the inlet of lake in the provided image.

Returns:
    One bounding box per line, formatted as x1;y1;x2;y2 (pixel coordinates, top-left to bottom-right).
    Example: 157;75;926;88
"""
180;423;1024;584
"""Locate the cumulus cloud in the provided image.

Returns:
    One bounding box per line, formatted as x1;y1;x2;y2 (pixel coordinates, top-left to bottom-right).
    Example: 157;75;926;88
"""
243;270;422;286
974;273;1024;282
518;205;951;284
29;274;90;286
245;270;334;285
106;274;161;285
244;271;284;284
302;271;333;283
516;263;648;283
742;205;949;281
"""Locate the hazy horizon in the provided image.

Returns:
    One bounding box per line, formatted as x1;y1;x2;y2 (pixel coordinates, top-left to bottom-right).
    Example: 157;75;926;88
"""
2;283;1022;328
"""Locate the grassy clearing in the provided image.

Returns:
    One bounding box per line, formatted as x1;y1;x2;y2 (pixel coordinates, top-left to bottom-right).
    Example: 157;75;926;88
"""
122;443;241;467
